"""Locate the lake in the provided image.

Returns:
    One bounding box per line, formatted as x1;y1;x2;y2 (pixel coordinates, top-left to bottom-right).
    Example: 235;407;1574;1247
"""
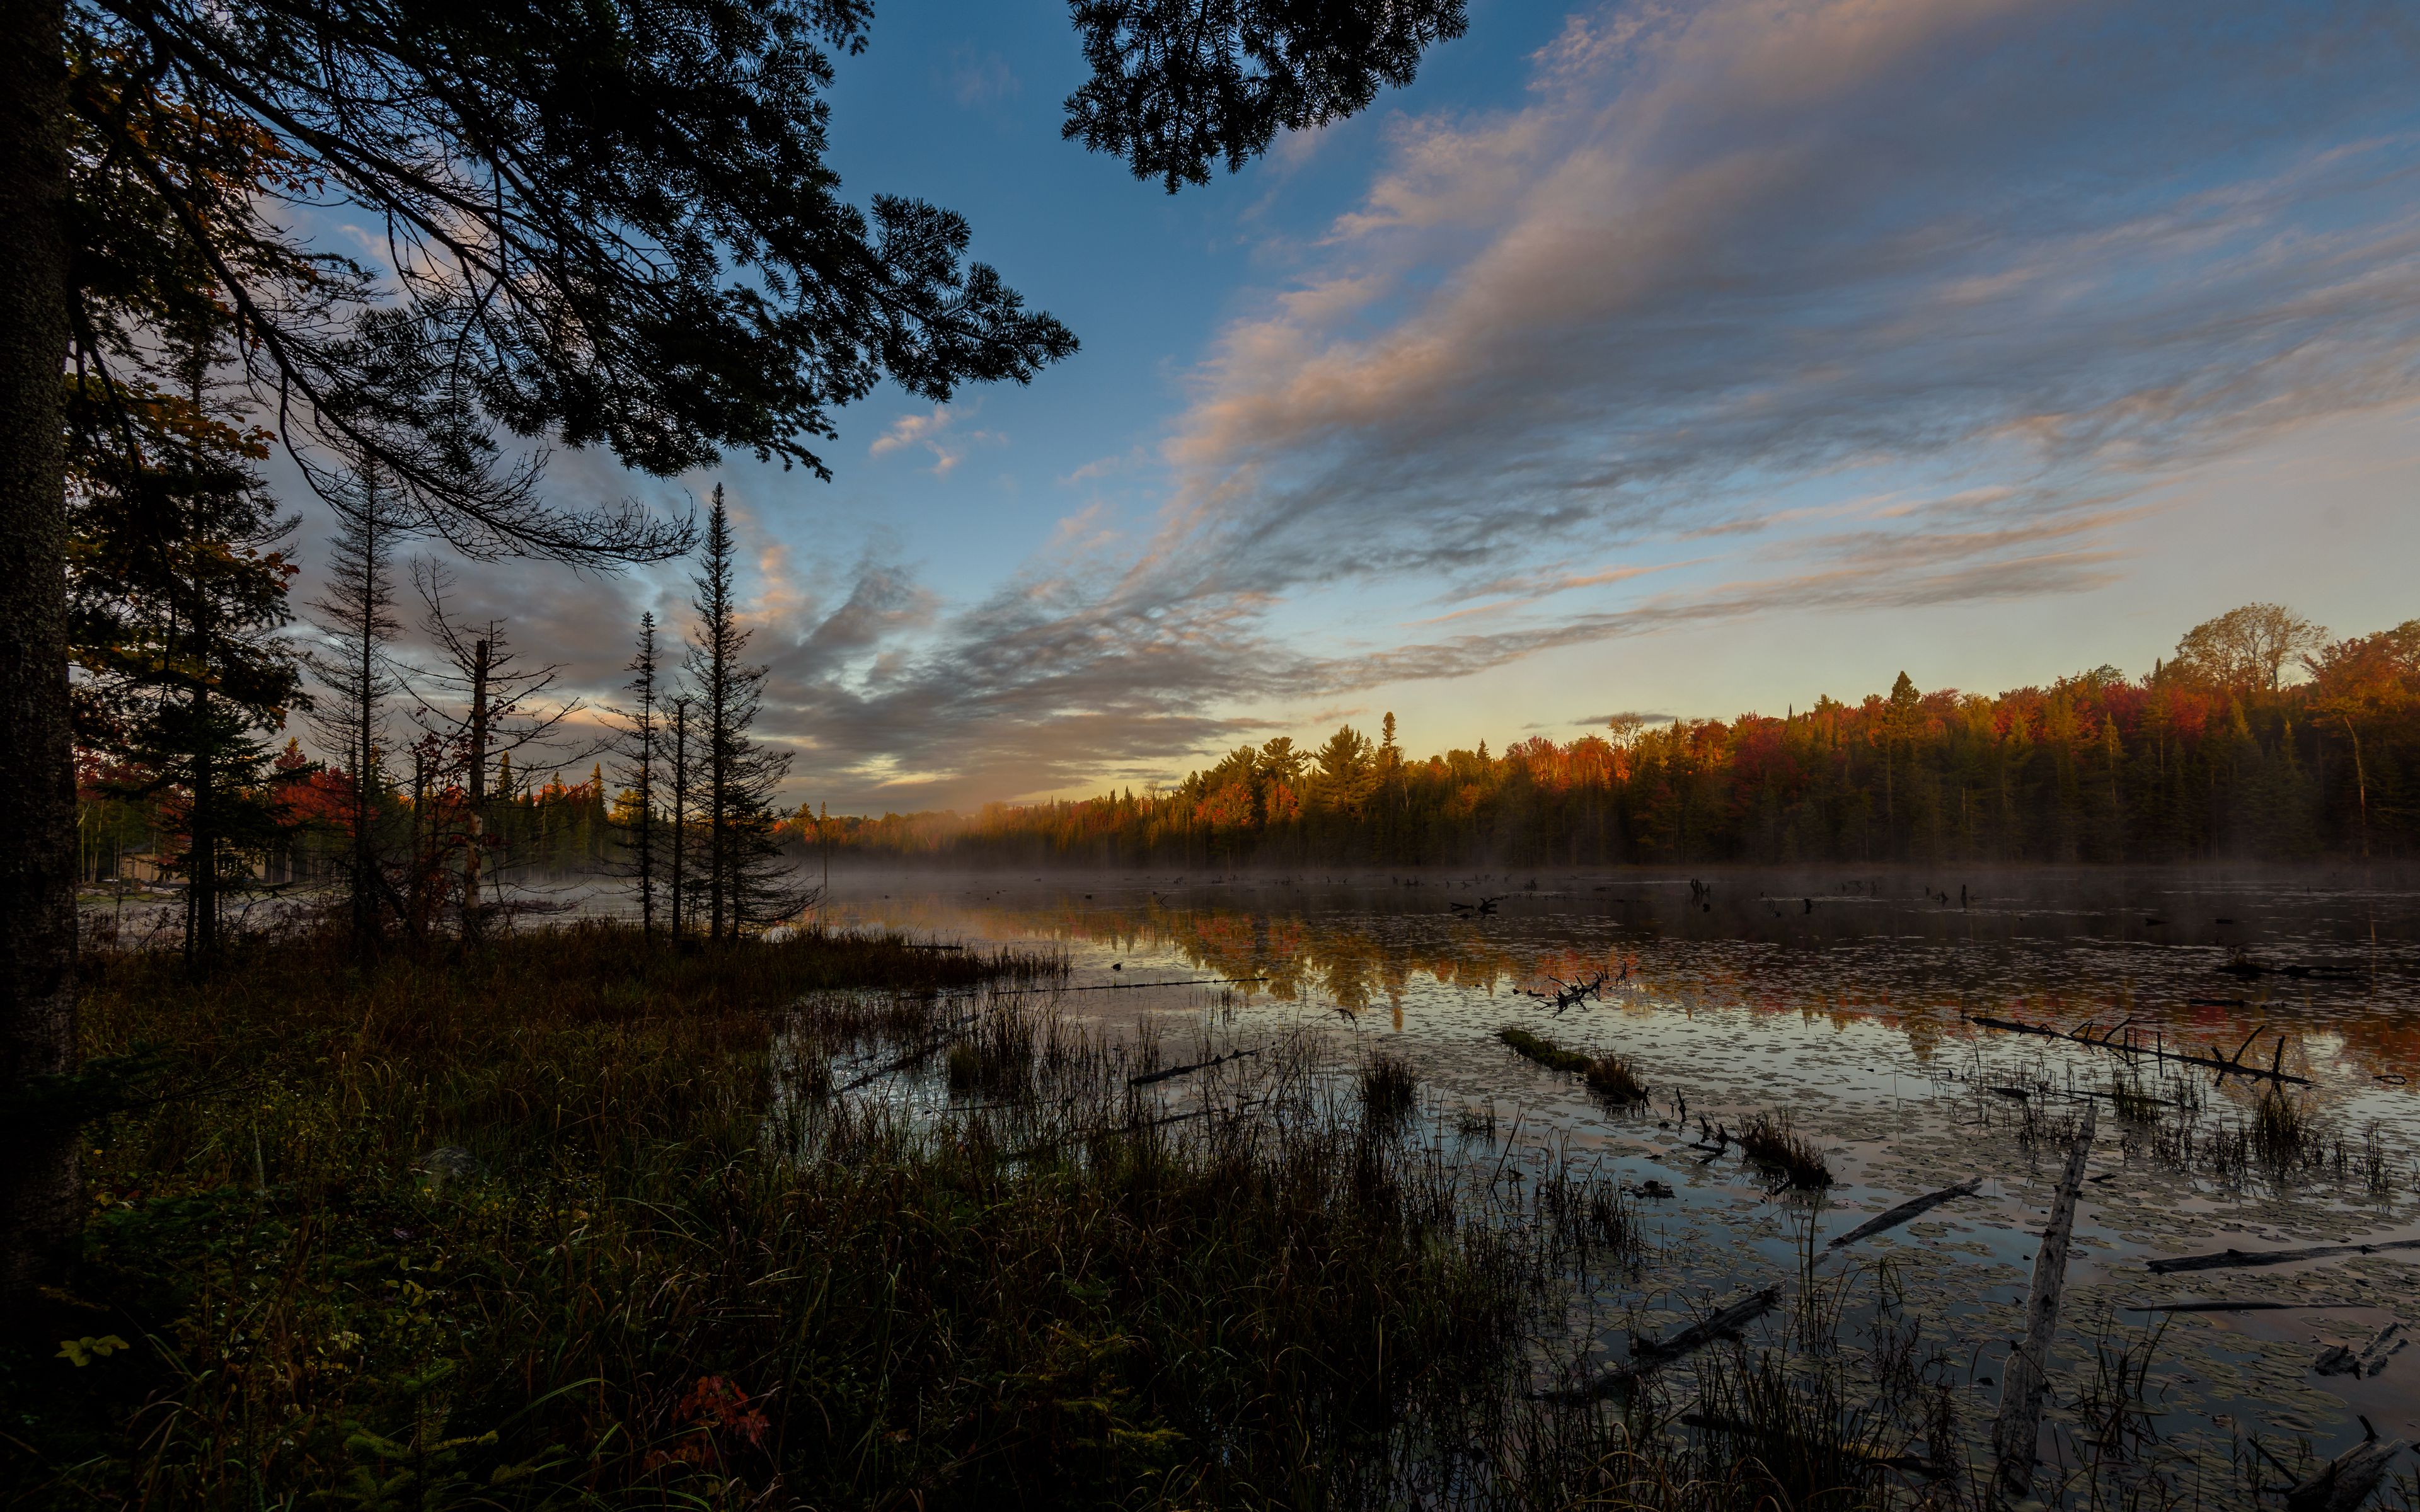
817;864;2420;1489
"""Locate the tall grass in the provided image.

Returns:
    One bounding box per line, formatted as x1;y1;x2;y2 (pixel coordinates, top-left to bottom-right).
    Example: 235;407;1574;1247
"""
4;924;1620;1509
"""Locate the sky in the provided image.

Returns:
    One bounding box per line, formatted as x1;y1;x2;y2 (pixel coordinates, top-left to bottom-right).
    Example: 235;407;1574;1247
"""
300;0;2420;813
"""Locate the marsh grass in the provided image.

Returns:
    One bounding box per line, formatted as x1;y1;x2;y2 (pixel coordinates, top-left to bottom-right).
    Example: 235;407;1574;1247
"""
1497;1026;1650;1109
14;923;2346;1511
6;922;1653;1511
1739;1112;1833;1189
1359;1050;1420;1128
1584;1055;1651;1107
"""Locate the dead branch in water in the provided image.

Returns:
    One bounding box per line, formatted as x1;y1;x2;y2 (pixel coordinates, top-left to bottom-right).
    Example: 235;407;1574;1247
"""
1519;969;1613;1014
1538;1286;1782;1403
1826;1177;1983;1250
1965;1013;2311;1087
2146;1237;2420;1275
1128;1046;1262;1086
2282;1424;2410;1512
1993;1101;2097;1503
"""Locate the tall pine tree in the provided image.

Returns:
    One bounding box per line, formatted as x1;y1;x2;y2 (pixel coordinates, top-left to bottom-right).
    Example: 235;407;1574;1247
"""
686;488;802;941
306;472;403;961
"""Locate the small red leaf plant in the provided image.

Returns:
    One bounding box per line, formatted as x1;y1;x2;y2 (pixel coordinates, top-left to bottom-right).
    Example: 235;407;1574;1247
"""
643;1375;772;1474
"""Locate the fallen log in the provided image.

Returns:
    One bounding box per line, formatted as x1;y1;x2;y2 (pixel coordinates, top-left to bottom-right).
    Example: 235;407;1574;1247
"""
1538;1286;1781;1402
1128;1046;1262;1086
2283;1431;2410;1512
1634;1286;1784;1363
832;1026;978;1094
2148;1238;2420;1275
1993;1101;2097;1503
1827;1177;1983;1250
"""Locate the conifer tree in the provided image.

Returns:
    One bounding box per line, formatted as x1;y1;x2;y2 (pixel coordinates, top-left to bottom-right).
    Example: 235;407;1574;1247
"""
614;612;664;936
69;338;304;970
686;488;804;941
306;473;403;961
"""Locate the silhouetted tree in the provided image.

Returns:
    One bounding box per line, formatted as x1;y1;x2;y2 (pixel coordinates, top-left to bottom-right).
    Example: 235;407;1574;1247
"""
306;474;403;962
614;612;664;936
687;488;805;940
68;336;304;970
410;563;580;938
3;0;1470;1285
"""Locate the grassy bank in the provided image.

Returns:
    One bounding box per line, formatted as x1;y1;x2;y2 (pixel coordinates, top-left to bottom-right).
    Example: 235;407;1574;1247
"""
17;925;2359;1510
1;925;1596;1509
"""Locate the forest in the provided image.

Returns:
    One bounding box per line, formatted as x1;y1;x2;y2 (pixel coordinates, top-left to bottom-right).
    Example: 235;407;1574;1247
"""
72;602;2420;917
810;603;2420;869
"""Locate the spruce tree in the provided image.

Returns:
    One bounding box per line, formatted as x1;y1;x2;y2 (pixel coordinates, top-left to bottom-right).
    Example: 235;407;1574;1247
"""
686;488;803;941
613;613;663;937
306;473;403;961
69;341;304;970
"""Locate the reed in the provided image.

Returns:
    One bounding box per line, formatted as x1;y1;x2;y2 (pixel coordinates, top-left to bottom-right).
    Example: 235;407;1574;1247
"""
1739;1111;1834;1189
1498;1026;1650;1108
6;923;1598;1510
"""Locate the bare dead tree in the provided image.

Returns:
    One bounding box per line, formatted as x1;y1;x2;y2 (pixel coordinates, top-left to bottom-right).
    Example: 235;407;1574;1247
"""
408;561;584;939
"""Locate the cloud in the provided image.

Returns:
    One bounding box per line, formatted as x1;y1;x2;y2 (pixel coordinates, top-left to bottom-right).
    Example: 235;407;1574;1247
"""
946;45;1020;108
868;406;1000;475
546;0;2420;811
1144;0;2420;610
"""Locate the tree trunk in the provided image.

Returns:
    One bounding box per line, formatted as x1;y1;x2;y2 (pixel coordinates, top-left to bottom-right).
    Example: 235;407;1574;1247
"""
668;701;688;939
0;0;81;1293
188;693;217;968
461;637;490;937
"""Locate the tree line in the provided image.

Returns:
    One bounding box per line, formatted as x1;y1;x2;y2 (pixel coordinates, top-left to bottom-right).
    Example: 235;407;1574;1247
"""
808;604;2420;868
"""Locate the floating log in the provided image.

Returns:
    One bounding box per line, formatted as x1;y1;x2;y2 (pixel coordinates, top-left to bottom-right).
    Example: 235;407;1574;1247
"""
1826;1177;1983;1250
1964;1013;2310;1087
2283;1431;2410;1512
2124;1300;2373;1314
832;1026;976;1094
1634;1286;1783;1364
1128;1046;1262;1086
1993;1102;2097;1503
2147;1238;2420;1275
1539;1286;1780;1402
979;975;1270;997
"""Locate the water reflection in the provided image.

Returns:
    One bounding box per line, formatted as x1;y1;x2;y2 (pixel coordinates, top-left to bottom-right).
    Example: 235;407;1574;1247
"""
821;867;2420;1467
828;868;2420;1085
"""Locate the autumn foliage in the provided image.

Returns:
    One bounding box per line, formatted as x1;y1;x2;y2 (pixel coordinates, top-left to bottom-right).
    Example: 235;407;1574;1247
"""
800;606;2420;867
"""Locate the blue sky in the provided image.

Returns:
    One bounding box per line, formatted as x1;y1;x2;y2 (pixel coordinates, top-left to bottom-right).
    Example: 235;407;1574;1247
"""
347;0;2420;813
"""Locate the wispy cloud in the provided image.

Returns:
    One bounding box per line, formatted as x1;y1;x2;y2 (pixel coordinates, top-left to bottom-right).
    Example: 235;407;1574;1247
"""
869;406;1001;476
623;0;2420;809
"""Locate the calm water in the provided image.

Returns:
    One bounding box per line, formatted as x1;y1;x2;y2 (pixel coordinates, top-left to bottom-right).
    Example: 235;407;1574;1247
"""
821;864;2420;1479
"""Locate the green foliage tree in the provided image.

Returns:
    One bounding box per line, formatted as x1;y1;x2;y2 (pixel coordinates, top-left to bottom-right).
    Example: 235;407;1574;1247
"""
67;345;304;971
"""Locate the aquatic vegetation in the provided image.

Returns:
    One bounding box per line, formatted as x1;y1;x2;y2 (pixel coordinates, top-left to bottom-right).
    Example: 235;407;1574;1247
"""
1739;1111;1833;1188
1584;1053;1651;1106
17;923;1666;1509
1500;1024;1593;1072
1498;1025;1649;1107
1359;1049;1420;1127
